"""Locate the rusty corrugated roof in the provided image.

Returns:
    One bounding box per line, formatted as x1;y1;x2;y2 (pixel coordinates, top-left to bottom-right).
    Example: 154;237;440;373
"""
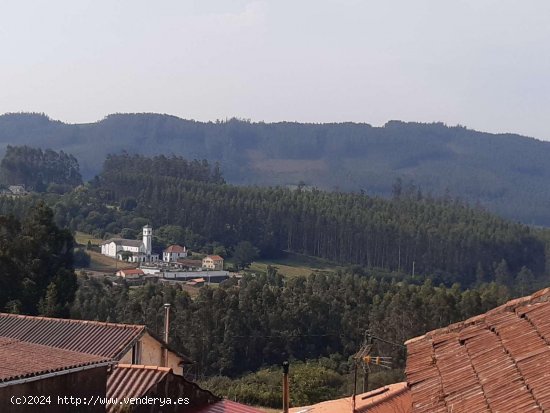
107;364;220;413
106;364;171;412
290;382;411;413
187;400;264;413
0;338;112;385
406;287;550;413
0;313;145;359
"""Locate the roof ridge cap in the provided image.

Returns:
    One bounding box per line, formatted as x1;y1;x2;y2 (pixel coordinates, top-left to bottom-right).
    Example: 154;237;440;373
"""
0;313;146;330
116;364;171;372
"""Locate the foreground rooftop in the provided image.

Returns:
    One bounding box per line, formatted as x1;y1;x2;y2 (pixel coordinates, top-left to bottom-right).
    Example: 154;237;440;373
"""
406;287;550;412
290;382;411;413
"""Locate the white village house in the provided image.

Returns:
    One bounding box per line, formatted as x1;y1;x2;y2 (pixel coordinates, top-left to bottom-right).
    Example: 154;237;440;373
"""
162;244;188;262
100;225;159;263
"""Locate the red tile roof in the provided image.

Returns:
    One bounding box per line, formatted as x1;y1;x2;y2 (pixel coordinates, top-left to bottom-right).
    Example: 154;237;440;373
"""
406;287;550;413
164;245;186;253
188;400;264;413
117;268;145;276
0;338;113;384
290;382;411;413
205;255;224;261
0;313;145;360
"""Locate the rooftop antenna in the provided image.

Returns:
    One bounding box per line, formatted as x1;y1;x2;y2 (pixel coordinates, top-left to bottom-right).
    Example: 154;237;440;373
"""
352;330;400;412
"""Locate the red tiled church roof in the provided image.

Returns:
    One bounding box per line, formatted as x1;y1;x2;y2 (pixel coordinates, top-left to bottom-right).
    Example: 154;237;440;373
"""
406;287;550;413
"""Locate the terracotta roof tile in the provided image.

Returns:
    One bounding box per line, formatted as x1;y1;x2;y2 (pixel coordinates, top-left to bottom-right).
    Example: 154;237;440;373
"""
0;339;112;385
164;245;186;253
0;313;145;360
205;255;224;261
290;382;411;413
406;287;550;412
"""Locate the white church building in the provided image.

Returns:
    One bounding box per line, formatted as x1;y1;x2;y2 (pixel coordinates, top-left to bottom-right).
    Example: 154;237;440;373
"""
100;225;159;263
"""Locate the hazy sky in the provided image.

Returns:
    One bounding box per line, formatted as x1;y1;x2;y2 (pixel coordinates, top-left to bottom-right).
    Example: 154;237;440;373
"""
1;0;549;139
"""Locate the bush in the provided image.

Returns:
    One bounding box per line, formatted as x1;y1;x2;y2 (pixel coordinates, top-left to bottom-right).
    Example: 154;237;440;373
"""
73;249;91;268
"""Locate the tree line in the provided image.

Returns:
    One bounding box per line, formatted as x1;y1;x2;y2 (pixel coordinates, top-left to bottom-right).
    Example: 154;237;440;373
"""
0;145;82;192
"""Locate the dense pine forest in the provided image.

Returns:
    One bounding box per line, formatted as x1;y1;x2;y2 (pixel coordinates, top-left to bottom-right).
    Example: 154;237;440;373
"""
0;145;82;192
0;204;77;316
2;112;550;225
0;151;545;287
86;154;544;287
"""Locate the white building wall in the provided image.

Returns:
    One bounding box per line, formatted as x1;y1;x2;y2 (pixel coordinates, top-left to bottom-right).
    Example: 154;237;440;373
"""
121;245;140;253
101;242;118;258
163;251;188;262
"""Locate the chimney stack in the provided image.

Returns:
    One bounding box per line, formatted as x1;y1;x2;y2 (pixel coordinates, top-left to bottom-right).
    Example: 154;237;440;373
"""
282;361;290;413
163;303;171;367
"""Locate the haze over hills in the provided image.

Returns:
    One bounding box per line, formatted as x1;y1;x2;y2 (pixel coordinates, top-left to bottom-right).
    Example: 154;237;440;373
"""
1;112;549;226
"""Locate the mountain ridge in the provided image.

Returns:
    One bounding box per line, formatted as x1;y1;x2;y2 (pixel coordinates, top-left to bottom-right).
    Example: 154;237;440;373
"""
1;112;549;225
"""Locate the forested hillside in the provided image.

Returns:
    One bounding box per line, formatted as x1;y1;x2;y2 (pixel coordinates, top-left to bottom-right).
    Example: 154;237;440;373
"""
0;204;77;316
71;271;512;380
0;145;82;192
43;154;547;287
2;112;550;225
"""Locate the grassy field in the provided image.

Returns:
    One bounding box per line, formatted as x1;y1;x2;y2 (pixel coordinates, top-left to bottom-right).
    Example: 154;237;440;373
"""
84;250;134;273
248;251;343;278
74;231;104;246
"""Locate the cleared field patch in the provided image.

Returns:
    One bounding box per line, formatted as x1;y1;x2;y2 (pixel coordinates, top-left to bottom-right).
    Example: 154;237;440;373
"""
249;252;343;278
85;250;134;273
74;231;103;246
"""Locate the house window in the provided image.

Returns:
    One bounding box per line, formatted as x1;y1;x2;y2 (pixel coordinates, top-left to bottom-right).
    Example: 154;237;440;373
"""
132;341;142;364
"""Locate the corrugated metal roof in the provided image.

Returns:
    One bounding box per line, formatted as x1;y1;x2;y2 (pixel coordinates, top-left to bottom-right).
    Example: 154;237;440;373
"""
290;382;411;413
406;287;550;413
107;364;220;413
188;400;264;413
0;313;145;359
106;365;170;412
0;338;112;385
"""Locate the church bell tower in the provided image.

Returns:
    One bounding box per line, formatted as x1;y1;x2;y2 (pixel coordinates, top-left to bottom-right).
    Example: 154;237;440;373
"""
143;225;152;255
